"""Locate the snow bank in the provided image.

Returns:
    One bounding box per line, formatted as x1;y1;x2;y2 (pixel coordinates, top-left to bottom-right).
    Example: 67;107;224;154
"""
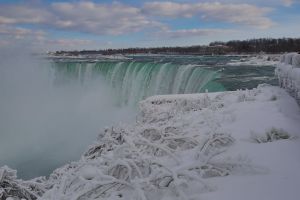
276;52;300;104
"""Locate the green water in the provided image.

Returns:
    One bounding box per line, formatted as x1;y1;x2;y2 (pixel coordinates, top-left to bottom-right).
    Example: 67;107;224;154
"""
51;61;224;105
50;55;277;105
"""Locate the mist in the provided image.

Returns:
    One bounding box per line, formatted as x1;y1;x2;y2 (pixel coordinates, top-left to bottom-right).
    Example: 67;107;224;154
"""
0;49;136;179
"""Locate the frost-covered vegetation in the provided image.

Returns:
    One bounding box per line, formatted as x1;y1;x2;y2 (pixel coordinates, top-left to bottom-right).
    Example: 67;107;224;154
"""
0;166;47;200
41;91;239;200
250;128;291;143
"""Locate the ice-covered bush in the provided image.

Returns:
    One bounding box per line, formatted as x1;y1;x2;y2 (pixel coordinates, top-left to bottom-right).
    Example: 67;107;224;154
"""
236;89;259;102
40;93;244;200
42;126;236;200
250;128;291;143
0;166;46;200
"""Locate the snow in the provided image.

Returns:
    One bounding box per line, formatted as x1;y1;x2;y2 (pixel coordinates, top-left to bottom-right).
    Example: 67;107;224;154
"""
1;53;300;200
80;165;99;180
227;54;279;66
139;85;300;200
201;139;300;200
276;52;300;104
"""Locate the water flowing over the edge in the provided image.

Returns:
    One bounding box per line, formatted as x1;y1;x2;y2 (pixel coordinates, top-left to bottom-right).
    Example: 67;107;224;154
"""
52;61;224;106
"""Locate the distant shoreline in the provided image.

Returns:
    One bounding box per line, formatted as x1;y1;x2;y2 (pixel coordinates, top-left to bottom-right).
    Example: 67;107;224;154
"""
48;37;300;56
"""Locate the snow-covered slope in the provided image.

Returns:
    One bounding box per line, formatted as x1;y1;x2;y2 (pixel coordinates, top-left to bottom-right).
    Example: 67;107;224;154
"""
276;53;300;104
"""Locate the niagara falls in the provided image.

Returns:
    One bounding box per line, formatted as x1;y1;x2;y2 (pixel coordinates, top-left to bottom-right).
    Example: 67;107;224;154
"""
1;1;300;200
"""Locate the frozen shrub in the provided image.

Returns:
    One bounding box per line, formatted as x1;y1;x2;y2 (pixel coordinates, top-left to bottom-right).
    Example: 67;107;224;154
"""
0;166;46;200
41;131;236;200
41;95;238;200
250;128;291;143
236;89;259;103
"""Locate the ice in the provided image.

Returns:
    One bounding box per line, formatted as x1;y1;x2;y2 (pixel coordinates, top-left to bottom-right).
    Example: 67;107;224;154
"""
276;52;300;104
284;53;297;64
227;54;279;66
292;53;300;67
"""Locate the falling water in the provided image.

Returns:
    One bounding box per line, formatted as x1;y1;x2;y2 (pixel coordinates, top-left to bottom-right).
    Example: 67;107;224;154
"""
51;61;223;106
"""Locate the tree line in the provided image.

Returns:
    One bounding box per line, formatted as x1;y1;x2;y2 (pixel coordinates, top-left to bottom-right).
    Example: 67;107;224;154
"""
210;38;300;53
53;37;300;56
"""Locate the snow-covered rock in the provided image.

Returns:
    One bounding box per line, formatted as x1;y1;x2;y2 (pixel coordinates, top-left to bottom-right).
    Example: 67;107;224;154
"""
276;52;300;104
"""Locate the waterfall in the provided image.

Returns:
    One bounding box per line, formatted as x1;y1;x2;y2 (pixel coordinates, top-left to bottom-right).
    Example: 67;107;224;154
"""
0;54;277;179
51;61;222;105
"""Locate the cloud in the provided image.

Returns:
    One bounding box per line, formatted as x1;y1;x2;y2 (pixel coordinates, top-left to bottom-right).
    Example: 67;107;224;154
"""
0;2;163;36
51;1;165;35
143;2;274;29
0;0;295;50
0;25;92;50
158;28;236;38
0;5;52;25
0;25;46;40
282;0;294;6
0;25;47;51
45;38;93;47
0;1;276;37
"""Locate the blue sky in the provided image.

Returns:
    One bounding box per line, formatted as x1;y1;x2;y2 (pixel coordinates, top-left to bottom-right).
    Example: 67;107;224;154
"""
0;0;299;51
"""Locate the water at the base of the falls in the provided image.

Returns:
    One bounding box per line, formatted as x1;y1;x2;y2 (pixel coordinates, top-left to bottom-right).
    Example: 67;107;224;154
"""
0;54;278;179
